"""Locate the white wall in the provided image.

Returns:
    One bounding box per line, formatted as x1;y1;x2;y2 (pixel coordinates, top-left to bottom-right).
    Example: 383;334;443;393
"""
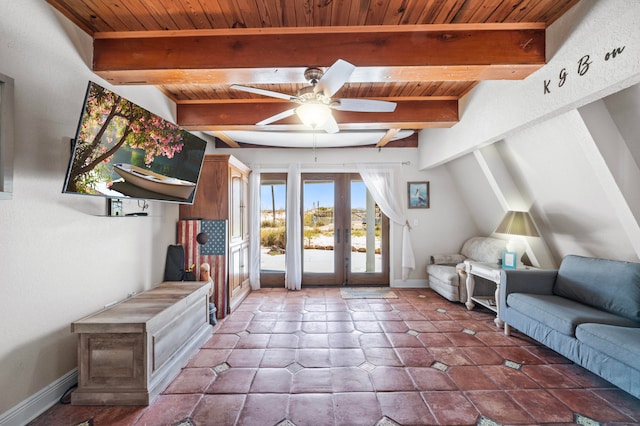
215;147;479;286
600;85;640;218
502;109;638;261
604;83;640;168
446;154;503;236
0;1;181;415
419;0;640;266
419;0;640;169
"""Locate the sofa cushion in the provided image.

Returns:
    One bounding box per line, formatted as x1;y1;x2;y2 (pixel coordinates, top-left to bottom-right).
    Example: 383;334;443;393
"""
430;253;466;265
506;293;640;336
426;264;461;284
576;323;640;370
460;237;505;263
554;255;640;321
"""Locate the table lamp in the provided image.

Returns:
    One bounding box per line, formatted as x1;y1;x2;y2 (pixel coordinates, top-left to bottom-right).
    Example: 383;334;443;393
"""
495;210;539;268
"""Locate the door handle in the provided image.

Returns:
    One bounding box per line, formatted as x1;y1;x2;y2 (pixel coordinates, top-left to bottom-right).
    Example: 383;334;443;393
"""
345;229;349;244
336;228;340;244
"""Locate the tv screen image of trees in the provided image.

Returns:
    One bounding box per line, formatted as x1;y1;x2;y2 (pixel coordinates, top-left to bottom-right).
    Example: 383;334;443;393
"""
63;82;207;204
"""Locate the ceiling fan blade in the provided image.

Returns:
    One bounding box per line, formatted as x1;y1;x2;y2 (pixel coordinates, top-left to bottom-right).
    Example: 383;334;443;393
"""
256;108;297;126
333;98;397;113
314;59;356;98
230;84;295;101
320;114;340;134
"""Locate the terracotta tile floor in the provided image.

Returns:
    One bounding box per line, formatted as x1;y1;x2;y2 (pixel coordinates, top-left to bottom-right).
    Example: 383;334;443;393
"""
30;287;640;426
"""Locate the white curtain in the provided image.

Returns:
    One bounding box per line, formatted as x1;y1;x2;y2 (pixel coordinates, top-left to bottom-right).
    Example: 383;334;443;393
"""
248;165;261;290
356;164;415;280
285;163;302;290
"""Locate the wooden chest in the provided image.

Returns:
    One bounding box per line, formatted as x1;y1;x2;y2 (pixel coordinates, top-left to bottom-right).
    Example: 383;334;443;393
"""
70;282;211;405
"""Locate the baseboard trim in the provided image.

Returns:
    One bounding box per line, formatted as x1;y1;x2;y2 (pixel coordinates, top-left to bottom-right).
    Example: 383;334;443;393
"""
391;279;429;288
0;368;78;426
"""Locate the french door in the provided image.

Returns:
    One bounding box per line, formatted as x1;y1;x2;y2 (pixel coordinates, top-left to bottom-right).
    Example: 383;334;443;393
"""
301;173;389;286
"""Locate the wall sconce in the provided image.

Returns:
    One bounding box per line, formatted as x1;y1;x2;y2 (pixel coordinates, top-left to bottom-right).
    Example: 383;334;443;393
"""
495;210;539;267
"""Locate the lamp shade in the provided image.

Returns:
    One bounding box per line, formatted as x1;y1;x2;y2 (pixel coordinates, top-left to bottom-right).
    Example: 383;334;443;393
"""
495;210;539;237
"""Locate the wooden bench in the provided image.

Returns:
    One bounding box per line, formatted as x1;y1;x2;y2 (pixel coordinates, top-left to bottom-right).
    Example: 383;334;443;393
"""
70;281;211;405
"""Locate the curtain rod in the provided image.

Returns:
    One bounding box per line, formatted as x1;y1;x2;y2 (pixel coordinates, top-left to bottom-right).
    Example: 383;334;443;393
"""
253;161;410;169
301;160;410;166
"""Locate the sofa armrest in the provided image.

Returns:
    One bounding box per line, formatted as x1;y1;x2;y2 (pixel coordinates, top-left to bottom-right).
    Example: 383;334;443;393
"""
430;253;466;265
500;269;558;308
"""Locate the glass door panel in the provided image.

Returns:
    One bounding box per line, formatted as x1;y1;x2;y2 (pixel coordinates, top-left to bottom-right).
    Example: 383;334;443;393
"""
230;173;242;242
259;172;389;288
350;180;381;273
348;177;389;285
259;173;286;287
301;173;388;287
302;176;343;285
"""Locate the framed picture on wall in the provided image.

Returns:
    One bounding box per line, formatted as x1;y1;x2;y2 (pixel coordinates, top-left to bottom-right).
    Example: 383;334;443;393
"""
502;251;517;269
408;181;429;209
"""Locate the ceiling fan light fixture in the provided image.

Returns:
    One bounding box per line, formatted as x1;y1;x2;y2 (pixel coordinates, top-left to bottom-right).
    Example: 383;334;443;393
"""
231;59;393;133
296;102;332;129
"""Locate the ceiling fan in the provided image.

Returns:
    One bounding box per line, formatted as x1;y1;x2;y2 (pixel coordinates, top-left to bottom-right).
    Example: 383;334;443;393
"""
230;59;397;133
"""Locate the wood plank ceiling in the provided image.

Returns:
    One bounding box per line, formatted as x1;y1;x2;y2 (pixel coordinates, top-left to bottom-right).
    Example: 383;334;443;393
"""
46;0;580;148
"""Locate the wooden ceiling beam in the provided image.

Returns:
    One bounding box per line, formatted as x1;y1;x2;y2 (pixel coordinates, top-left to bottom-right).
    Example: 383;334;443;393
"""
177;99;458;131
376;129;401;148
210;131;240;148
92;24;545;85
94;65;542;86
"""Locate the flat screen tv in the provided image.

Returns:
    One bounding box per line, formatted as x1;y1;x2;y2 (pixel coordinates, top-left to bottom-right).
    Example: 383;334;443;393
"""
63;81;207;204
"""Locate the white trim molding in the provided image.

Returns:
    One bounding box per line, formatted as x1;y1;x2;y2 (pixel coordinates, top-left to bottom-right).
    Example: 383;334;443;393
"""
0;72;15;200
0;369;77;426
392;278;428;288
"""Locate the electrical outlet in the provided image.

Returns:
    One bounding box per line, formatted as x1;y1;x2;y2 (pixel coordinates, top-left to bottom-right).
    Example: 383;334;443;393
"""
107;199;123;216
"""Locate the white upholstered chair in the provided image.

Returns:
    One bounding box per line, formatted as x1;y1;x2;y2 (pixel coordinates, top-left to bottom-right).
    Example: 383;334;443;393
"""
426;237;506;303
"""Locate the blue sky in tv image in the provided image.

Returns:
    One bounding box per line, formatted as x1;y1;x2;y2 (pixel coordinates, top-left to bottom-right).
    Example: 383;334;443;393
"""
62;81;207;204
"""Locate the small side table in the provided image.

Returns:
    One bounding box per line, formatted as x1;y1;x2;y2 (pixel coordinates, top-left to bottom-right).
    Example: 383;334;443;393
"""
464;260;503;328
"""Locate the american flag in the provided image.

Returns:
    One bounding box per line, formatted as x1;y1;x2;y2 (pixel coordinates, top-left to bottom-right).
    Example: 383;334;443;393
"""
177;219;228;318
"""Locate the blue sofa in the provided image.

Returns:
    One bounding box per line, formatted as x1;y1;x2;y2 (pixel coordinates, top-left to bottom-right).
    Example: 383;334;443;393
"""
500;255;640;399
